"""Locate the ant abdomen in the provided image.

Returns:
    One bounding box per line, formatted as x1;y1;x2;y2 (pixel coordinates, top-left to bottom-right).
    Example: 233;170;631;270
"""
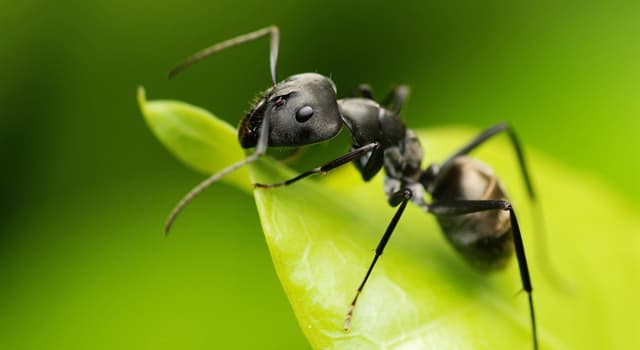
431;156;515;270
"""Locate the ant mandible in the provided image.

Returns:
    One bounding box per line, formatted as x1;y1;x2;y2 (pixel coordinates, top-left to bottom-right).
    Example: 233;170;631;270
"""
166;26;538;349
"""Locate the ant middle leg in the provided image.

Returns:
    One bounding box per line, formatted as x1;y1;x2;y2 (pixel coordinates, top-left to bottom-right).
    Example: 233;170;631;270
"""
344;188;413;331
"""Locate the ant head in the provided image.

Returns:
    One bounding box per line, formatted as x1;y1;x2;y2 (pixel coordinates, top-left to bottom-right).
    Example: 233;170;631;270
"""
239;73;343;148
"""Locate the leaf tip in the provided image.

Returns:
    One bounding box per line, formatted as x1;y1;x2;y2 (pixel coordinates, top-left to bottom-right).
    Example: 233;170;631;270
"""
137;86;147;113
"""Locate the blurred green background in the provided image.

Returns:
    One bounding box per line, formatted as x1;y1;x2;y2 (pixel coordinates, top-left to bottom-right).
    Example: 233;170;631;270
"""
1;0;639;349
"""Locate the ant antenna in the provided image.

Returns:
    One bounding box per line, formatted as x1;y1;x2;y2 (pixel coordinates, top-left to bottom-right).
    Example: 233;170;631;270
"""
164;103;272;235
164;27;282;235
168;25;280;84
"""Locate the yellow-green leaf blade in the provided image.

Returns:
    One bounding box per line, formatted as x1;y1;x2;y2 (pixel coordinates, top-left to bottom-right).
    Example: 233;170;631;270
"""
249;128;640;349
137;86;250;192
137;92;640;348
249;154;534;349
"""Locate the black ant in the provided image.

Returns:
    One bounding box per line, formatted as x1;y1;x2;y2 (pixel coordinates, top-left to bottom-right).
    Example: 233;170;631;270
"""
166;26;538;349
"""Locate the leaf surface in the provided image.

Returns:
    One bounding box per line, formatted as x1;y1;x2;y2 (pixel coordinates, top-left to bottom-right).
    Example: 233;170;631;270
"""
139;89;640;349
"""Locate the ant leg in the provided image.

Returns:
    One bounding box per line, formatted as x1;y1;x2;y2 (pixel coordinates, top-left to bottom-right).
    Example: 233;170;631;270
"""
254;142;380;188
169;26;280;84
164;114;272;235
381;85;410;115
429;199;538;350
353;84;375;99
352;84;410;115
344;188;413;331
353;145;384;181
437;124;567;290
439;123;534;199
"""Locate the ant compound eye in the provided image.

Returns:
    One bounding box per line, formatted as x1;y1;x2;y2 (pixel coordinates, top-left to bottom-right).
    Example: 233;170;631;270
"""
295;105;314;122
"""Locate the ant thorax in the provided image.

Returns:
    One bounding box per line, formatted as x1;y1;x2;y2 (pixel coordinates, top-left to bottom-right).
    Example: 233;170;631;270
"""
338;98;424;184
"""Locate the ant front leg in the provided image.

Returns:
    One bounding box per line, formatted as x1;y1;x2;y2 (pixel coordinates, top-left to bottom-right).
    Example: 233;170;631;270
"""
381;85;410;115
429;199;538;350
352;84;410;115
344;188;413;331
254;142;379;188
353;84;375;99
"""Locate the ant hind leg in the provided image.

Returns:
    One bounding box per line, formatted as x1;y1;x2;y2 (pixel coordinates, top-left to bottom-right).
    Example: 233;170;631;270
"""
429;199;538;350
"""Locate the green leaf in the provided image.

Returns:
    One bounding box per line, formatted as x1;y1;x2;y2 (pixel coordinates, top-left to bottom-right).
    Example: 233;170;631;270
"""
137;86;250;192
138;90;640;349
